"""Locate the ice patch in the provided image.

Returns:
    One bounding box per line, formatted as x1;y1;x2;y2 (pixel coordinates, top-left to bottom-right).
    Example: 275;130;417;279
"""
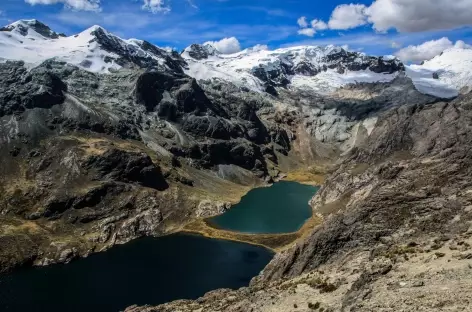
406;48;472;98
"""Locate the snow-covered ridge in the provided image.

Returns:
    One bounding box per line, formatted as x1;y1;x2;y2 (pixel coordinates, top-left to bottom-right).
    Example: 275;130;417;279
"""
1;19;471;99
0;19;184;73
182;43;404;94
407;48;472;98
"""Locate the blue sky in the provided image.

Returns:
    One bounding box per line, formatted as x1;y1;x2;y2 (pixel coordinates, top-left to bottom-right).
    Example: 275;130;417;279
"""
0;0;471;59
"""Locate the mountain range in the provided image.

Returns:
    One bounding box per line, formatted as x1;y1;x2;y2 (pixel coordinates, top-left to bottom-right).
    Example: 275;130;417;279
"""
1;19;472;312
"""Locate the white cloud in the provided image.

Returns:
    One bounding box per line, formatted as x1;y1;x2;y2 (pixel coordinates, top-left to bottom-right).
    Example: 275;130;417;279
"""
297;4;369;37
205;37;241;54
298;28;316;37
297;18;327;37
394;37;472;63
311;19;328;30
391;41;402;49
328;4;367;30
299;0;472;37
455;40;472;49
366;0;472;33
142;0;170;13
250;44;269;52
24;0;101;11
297;16;308;28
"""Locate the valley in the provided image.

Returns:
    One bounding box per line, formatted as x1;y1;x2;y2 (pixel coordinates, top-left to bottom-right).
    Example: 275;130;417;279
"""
0;17;472;312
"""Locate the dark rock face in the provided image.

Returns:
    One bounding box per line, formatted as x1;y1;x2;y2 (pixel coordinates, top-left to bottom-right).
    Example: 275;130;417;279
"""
135;71;212;118
293;61;319;76
182;115;235;140
185;44;218;60
270;126;291;151
324;50;404;74
84;149;168;191
252;63;292;88
0;62;67;117
171;140;266;173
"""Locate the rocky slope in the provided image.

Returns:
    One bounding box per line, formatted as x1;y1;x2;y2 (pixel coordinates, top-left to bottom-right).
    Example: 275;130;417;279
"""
1;19;472;312
128;83;472;312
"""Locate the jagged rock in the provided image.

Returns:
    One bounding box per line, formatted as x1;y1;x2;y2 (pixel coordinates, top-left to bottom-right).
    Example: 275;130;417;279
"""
184;44;219;60
83;149;168;190
0;61;67;116
196;200;231;218
171;140;267;172
115;209;164;244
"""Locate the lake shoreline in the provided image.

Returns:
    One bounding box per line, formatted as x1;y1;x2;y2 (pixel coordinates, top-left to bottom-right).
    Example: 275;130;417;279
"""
182;213;323;252
183;179;321;252
181;179;322;252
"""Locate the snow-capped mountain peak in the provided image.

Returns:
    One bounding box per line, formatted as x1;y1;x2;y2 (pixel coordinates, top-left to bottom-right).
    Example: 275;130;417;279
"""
1;19;471;99
0;20;186;74
182;43;404;94
407;47;472;98
1;19;65;40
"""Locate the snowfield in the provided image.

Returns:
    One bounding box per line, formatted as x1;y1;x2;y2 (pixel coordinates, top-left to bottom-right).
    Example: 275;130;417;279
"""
0;20;170;73
1;19;471;99
290;70;398;94
406;48;472;98
182;44;401;93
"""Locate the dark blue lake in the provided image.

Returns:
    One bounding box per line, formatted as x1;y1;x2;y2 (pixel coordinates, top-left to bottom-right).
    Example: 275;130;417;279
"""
0;233;273;312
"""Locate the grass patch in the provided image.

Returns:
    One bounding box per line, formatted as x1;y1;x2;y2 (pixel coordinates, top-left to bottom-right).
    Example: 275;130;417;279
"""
284;166;326;186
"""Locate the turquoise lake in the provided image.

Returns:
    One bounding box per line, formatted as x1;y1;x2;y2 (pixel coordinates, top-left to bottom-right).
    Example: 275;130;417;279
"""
210;181;319;234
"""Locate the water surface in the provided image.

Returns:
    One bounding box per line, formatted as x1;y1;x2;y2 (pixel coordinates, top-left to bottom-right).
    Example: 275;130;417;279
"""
210;181;319;234
0;233;273;312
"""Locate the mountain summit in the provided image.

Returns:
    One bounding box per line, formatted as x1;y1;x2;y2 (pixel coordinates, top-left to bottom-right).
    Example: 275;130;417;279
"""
1;19;471;98
0;20;184;73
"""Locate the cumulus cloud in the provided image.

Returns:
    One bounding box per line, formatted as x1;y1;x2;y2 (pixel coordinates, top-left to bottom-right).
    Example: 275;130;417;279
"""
24;0;101;11
297;18;327;37
298;0;472;37
142;0;170;13
297;16;309;28
298;28;316;37
205;37;241;54
366;0;472;33
250;44;269;52
295;3;369;36
454;40;472;49
311;19;328;30
394;37;472;63
328;4;368;30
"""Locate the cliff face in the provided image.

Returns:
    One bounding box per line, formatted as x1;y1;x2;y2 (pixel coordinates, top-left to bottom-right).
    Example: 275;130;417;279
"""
127;92;472;312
